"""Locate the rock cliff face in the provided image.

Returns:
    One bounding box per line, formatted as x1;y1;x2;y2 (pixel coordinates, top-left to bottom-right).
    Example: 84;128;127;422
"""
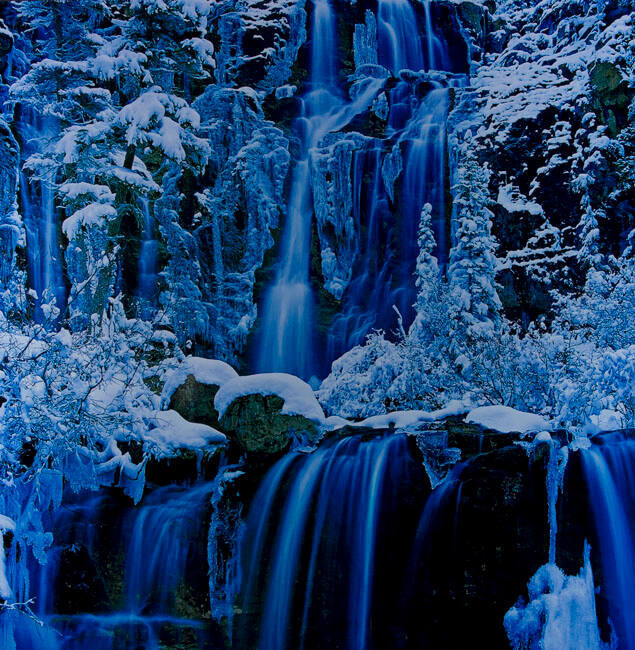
449;0;635;321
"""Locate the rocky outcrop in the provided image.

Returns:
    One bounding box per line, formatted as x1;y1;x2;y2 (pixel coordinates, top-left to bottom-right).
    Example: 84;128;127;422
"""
169;374;223;427
214;0;307;92
193;87;290;364
449;0;635;321
311;132;369;299
219;393;319;455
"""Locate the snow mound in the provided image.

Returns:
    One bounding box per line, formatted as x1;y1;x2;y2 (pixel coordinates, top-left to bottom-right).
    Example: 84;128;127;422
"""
590;409;625;432
214;373;325;423
505;545;602;650
355;410;433;430
161;357;238;406
354;400;471;430
142;409;227;452
466;406;552;434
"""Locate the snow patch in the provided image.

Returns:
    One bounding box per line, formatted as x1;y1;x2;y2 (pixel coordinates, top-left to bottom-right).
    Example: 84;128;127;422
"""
142;409;227;453
354;400;471;430
466;405;552;433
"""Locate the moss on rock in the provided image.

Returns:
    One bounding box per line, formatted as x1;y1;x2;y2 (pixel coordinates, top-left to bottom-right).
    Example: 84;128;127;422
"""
219;393;319;455
169;374;223;429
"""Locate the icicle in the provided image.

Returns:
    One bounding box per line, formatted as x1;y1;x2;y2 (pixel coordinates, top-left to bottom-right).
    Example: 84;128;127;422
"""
207;466;245;641
505;542;605;650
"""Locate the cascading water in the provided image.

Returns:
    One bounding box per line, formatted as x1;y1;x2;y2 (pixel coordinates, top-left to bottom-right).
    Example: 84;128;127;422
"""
377;0;425;73
235;434;430;650
581;432;635;649
324;1;460;362
135;197;158;319
326;82;457;360
16;107;66;322
256;0;384;380
24;482;218;650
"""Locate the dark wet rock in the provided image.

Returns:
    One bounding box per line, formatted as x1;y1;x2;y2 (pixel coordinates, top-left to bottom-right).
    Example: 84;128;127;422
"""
55;545;110;614
403;442;552;649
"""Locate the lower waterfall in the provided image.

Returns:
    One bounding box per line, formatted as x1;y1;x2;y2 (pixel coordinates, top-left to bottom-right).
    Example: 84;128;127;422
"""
23;483;220;650
235;434;430;650
581;432;635;650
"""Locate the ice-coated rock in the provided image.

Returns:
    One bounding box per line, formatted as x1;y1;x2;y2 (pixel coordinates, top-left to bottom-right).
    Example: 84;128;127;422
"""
354;10;379;70
0;118;20;304
214;0;307;93
190;87;291;362
311;132;369;299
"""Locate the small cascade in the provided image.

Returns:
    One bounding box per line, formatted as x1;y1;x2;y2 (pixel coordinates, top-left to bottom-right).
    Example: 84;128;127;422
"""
581;432;635;649
16;107;66;322
256;0;384;379
125;482;214;615
26;483;218;650
235;434;429;650
377;0;450;74
377;0;425;73
422;0;450;71
135;197;158;319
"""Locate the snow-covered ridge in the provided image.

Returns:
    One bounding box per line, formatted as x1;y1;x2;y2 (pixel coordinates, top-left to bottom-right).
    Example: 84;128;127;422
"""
465;405;553;434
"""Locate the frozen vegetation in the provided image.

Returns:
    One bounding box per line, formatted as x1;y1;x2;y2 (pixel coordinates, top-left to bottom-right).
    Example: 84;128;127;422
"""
0;0;633;647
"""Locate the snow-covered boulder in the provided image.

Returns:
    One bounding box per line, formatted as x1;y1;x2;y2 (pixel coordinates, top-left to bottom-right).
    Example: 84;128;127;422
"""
215;373;325;454
161;357;238;429
142;409;227;455
465;405;552;434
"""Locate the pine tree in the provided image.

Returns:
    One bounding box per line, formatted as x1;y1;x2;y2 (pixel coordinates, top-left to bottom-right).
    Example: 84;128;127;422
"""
448;132;501;350
412;202;441;342
9;0;216;326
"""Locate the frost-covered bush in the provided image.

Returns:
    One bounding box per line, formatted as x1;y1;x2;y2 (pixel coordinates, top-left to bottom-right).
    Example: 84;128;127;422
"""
0;295;186;638
320;245;634;428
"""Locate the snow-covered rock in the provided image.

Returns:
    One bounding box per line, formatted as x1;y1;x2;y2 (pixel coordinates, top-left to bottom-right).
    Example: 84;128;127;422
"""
215;373;324;454
215;373;324;422
465;405;552;433
161;357;238;428
162;357;238;405
142;409;227;454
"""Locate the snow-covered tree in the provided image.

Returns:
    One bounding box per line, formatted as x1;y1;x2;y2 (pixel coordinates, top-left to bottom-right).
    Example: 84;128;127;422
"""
448;133;502;350
412;203;441;341
9;0;216;327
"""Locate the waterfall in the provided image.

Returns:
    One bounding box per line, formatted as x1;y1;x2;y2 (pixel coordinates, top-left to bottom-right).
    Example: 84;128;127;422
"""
136;197;158;319
377;0;425;73
377;0;449;73
16;107;66;322
125;482;214;615
235;434;430;650
256;0;384;380
24;483;218;650
581;432;635;649
326;84;454;360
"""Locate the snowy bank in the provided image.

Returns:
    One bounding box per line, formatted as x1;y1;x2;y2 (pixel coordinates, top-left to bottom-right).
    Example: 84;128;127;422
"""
349;400;472;430
142;409;227;453
466;406;552;434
